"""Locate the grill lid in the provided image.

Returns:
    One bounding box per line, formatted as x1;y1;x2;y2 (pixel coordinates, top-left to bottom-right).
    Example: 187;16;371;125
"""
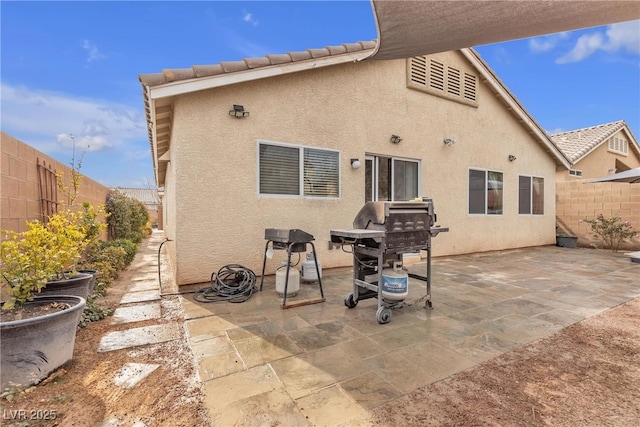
352;201;435;232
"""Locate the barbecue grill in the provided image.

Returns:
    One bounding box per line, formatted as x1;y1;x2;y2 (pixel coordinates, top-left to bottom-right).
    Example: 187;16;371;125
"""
330;199;448;324
259;228;325;309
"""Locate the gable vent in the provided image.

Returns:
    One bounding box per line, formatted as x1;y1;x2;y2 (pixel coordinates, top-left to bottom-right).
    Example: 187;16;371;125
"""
430;60;445;91
407;56;478;108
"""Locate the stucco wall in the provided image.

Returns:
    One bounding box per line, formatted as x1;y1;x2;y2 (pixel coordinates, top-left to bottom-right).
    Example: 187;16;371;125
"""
1;132;111;233
556;180;640;250
165;52;560;285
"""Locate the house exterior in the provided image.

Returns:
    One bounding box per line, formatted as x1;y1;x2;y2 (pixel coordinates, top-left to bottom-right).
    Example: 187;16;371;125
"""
550;121;640;248
139;42;570;286
551;120;640;181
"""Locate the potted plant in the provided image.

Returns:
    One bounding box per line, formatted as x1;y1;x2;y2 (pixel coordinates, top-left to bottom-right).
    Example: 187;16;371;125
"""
0;211;88;392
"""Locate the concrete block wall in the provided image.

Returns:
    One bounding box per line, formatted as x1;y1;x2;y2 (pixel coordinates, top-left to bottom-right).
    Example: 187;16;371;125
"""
1;132;111;233
556;180;640;250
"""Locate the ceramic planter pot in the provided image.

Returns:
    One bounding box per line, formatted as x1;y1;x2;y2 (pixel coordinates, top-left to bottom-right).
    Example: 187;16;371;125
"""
556;235;578;248
0;295;86;390
39;272;93;299
77;269;97;295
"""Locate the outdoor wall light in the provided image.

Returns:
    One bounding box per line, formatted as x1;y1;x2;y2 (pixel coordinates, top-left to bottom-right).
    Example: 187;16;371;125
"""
350;158;361;169
229;104;249;118
443;138;456;146
390;134;402;144
508;155;517;162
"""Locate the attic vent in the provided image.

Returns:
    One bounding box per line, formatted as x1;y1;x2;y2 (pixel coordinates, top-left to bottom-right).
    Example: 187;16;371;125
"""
608;136;628;155
447;67;461;96
430;60;444;91
407;57;478;108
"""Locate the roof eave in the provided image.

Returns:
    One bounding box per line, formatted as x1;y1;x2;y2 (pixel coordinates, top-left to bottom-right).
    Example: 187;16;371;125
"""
147;50;373;100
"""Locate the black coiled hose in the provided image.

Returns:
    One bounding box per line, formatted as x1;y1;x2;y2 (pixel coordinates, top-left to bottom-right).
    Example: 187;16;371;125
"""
194;264;257;304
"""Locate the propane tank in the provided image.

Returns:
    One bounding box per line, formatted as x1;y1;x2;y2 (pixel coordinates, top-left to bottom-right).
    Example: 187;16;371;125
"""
275;261;300;296
301;253;322;282
381;261;408;301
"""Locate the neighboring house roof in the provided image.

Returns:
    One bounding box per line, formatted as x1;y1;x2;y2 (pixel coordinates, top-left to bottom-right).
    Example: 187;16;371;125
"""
550;120;640;165
139;41;570;186
112;187;160;205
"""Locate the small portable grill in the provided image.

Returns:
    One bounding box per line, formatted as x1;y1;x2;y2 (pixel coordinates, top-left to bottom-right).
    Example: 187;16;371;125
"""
259;228;325;309
330;199;448;324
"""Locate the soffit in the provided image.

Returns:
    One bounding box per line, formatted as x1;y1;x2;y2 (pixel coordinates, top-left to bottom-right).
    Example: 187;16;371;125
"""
369;1;640;60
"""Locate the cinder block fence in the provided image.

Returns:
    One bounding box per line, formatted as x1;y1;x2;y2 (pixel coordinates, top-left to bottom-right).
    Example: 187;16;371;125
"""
1;132;110;233
556;180;640;251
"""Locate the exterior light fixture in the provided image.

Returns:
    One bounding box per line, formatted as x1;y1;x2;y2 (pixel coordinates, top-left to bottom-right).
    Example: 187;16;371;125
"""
508;155;517;162
390;134;402;144
443;138;456;146
350;158;361;169
229;104;249;118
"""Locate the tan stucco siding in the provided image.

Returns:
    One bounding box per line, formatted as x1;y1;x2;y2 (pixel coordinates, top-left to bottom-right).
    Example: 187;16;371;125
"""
166;52;558;285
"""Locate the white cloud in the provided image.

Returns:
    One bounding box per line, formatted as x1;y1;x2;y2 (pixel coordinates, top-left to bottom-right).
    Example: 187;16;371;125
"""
556;32;604;64
555;20;640;64
604;20;640;54
242;12;258;27
82;39;106;63
529;32;569;53
0;83;145;155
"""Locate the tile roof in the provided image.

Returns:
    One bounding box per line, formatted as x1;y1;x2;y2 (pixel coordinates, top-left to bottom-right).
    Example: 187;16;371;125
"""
549;121;627;164
112;187;160;205
139;40;377;87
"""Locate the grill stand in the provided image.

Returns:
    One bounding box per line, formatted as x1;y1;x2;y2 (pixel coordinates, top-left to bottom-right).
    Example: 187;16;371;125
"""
331;225;447;324
340;232;431;324
259;240;325;309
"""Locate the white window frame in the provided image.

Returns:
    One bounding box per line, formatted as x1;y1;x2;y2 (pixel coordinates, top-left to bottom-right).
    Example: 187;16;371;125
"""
569;169;583;177
468;168;504;216
257;140;340;199
518;175;545;215
365;154;421;202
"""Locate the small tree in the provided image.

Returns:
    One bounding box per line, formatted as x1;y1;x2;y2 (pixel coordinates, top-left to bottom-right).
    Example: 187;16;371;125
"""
581;214;638;252
56;134;85;209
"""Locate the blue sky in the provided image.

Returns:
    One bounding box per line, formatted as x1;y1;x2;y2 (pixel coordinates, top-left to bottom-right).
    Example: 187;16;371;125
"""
1;1;638;188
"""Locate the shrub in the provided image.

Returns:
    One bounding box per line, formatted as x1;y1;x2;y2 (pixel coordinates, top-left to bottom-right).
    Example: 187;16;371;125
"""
106;191;150;243
581;214;638;252
1;210;88;309
100;239;137;266
79;295;113;328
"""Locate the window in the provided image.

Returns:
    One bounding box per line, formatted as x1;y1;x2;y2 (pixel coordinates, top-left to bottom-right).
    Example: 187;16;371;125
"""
258;141;339;198
469;169;503;215
408;56;478;107
569;169;582;177
365;155;420;202
519;176;544;215
608;136;628;155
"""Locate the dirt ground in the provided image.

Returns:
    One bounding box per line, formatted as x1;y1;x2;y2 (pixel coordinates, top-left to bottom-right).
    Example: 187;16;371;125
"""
0;247;211;427
1;246;638;426
371;297;640;427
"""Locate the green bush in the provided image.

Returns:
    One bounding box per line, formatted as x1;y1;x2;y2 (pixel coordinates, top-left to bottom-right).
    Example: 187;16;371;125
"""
106;190;150;243
581;214;638;252
81;242;128;286
100;239;137;266
79;295;113;328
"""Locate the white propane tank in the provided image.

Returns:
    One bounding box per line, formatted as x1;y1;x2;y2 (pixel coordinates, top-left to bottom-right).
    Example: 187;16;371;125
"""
301;253;322;282
275;262;300;296
381;262;408;301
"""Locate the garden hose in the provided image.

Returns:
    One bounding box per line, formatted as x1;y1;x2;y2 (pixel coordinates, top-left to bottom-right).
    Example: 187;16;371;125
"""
194;264;257;304
157;237;172;289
